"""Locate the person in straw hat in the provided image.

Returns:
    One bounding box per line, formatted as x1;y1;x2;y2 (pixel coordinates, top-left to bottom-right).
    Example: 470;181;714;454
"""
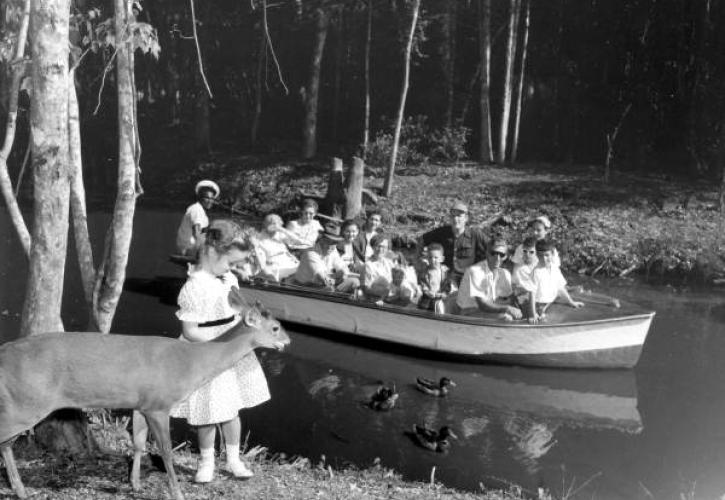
176;180;220;256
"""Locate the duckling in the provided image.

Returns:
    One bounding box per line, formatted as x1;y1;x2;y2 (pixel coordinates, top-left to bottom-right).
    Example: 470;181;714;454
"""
367;384;399;411
409;424;458;452
416;376;456;397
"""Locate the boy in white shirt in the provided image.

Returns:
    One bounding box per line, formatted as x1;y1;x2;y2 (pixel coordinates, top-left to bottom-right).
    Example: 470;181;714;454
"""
529;240;583;323
512;237;538;323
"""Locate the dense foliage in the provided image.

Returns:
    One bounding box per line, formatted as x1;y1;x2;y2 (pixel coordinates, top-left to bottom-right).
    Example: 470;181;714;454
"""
3;0;725;184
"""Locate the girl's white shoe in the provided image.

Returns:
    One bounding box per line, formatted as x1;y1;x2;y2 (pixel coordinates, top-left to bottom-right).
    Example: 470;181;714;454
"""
226;459;254;479
194;457;215;483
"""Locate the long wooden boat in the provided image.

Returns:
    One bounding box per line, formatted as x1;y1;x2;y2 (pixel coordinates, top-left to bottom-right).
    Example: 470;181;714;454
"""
237;280;654;369
168;254;654;369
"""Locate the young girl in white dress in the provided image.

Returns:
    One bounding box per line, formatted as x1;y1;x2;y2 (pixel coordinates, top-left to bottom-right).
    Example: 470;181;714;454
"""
170;219;271;483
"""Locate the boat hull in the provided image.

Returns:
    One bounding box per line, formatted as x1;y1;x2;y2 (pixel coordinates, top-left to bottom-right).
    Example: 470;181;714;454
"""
239;282;654;369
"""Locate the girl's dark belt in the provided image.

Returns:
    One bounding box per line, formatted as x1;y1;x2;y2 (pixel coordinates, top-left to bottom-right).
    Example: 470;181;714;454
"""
199;315;236;328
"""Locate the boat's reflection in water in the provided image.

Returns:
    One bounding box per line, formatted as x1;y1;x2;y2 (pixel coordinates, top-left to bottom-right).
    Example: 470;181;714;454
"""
247;330;642;497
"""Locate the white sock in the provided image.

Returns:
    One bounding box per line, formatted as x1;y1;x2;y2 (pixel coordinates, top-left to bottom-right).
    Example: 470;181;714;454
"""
199;447;215;463
226;443;241;463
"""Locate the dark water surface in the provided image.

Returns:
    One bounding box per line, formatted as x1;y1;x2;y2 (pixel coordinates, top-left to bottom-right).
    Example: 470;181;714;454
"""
2;209;725;499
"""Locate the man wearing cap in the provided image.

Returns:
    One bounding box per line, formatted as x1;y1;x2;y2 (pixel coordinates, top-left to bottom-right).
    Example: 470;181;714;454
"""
176;180;220;256
420;201;487;286
456;238;522;320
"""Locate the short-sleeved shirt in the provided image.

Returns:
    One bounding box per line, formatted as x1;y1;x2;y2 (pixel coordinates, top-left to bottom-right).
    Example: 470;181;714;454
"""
421;225;487;275
255;233;300;280
171;269;270;425
532;265;567;303
286;219;323;250
456;260;513;310
512;262;537;293
176;202;209;254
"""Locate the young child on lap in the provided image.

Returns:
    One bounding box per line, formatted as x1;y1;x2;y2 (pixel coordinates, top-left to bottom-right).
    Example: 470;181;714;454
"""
512;237;538;323
385;253;421;306
418;243;456;314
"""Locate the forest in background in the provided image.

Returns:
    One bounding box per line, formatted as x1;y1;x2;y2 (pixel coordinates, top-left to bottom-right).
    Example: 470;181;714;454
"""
3;0;725;191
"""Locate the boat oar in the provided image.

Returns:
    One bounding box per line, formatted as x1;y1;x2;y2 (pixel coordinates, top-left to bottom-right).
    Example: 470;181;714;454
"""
568;286;621;308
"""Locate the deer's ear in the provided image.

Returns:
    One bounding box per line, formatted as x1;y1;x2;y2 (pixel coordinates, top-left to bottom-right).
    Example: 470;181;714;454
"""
242;307;262;328
228;287;250;311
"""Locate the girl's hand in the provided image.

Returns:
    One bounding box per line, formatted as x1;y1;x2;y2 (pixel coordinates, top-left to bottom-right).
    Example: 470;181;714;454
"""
571;301;584;308
527;316;539;325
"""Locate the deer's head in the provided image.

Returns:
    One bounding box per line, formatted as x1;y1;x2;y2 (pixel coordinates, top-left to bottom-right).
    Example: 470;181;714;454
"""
228;287;290;351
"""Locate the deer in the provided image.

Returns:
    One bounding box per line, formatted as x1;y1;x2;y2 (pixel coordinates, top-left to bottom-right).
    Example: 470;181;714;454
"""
0;287;289;500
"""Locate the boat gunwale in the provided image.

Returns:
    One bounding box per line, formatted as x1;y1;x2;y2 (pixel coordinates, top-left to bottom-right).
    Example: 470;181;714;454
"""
239;281;655;330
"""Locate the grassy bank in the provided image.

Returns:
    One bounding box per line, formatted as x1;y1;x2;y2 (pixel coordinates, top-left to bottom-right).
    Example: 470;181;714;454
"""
0;418;525;500
168;156;725;285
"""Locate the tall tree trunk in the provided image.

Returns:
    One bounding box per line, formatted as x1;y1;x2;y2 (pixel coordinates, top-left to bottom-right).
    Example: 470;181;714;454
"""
362;0;372;155
251;21;265;148
195;81;211;154
498;0;521;164
720;163;725;214
443;0;457;128
302;8;329;159
383;0;421;198
91;0;140;333
511;0;530;163
331;9;344;144
68;70;95;313
0;0;31;257
20;0;71;337
345;156;364;219
478;0;493;163
324;156;345;218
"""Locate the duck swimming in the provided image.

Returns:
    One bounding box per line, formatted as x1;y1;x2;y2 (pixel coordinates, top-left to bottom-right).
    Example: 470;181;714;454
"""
368;384;398;411
409;424;458;452
416;376;456;397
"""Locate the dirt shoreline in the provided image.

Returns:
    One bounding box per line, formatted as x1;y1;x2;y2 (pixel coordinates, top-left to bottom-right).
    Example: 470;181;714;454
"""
160;156;725;286
1;436;525;500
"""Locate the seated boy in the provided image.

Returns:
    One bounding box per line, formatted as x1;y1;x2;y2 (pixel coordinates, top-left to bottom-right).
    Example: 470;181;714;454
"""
527;239;583;322
512;236;538;322
418;243;456;314
456;238;522;321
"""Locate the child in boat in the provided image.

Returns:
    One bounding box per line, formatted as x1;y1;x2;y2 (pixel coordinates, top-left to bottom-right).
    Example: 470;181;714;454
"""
385;253;421;306
511;215;561;268
254;214;306;282
512;236;538;322
362;234;395;301
418;243;456;314
176;180;219;256
171;219;270;483
294;223;360;293
527;239;583;322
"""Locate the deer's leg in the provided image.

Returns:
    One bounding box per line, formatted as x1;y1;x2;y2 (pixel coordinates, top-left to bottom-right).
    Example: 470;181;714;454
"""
144;411;183;500
129;410;149;491
1;442;27;499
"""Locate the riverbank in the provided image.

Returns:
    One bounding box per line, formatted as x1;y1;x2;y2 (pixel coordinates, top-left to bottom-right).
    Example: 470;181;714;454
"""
0;418;525;500
163;155;725;285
